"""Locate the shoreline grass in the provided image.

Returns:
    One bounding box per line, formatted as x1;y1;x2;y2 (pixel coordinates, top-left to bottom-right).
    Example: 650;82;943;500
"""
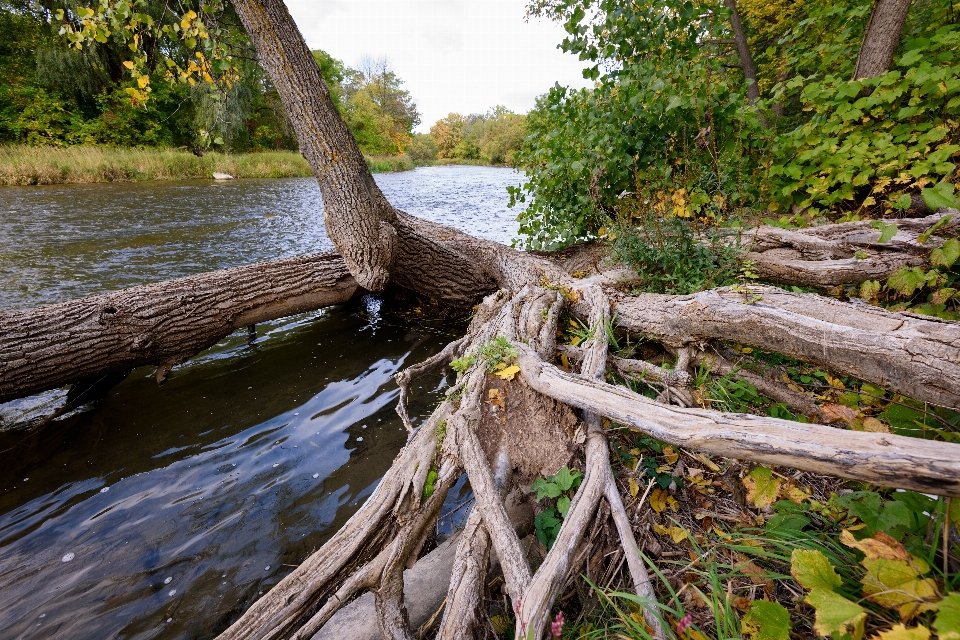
0;146;417;186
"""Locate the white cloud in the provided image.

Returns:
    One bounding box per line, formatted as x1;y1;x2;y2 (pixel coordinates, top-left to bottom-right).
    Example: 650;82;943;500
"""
285;0;592;131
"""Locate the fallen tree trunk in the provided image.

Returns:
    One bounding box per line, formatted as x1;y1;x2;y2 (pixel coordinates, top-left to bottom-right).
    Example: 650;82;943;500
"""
0;251;356;403
744;210;958;285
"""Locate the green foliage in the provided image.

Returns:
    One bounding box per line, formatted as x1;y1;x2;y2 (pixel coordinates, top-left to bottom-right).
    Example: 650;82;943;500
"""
532;466;583;549
611;199;742;294
517;0;960;251
741;600;791;640
428;107;527;165
475;336;518;372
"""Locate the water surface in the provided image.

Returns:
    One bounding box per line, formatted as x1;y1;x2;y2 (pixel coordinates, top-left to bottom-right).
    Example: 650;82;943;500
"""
0;165;521;639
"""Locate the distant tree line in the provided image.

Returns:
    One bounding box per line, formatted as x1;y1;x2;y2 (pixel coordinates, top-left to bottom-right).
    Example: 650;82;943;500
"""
411;107;527;166
0;0;526;163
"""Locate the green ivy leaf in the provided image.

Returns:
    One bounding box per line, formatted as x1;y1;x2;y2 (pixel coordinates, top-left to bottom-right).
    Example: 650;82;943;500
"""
741;600;791;640
557;496;571;517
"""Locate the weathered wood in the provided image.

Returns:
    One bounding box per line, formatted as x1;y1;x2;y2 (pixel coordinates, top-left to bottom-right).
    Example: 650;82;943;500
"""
517;343;960;497
612;284;960;410
0;251;356;403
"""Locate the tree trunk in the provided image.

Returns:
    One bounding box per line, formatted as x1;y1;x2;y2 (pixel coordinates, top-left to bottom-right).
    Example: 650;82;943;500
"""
852;0;913;80
229;0;493;303
723;0;760;104
0;252;355;403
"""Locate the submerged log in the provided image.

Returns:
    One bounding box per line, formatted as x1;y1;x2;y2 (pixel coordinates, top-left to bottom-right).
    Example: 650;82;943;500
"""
0;251;356;403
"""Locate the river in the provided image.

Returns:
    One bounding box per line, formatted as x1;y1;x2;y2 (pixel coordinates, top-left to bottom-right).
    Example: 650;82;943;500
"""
0;165;524;639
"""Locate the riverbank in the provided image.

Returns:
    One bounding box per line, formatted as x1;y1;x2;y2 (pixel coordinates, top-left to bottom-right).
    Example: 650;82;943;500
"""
0;146;416;186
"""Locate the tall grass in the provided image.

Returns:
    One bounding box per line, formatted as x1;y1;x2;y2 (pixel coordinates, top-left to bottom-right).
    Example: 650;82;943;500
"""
0;146;415;186
364;154;414;173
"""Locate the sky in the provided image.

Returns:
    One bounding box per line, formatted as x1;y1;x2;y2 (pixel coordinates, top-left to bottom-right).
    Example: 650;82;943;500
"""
284;0;593;132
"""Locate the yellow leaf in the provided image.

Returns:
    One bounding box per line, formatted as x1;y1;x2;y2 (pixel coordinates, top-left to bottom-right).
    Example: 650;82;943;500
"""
137;75;149;88
669;526;687;543
862;417;890;433
663;446;679;464
743;467;782;509
560;353;570;371
495;365;520;381
653;523;671;536
841;530;910;561
487;388;505;409
628;476;640;498
650;488;668;513
870;624;931;640
122;60;134;69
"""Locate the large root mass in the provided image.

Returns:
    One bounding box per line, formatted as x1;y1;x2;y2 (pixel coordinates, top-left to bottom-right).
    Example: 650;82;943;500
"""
215;260;960;640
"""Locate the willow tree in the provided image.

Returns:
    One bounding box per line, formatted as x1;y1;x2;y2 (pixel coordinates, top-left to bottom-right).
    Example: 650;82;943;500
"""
3;1;960;639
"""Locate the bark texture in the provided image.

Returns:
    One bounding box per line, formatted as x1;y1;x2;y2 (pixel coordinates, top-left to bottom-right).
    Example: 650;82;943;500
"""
230;0;494;303
0;252;355;403
744;210;958;285
852;0;913;80
724;0;760;104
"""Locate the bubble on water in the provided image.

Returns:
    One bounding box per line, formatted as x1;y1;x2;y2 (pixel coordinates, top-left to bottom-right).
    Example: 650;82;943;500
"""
361;424;367;429
163;577;172;584
100;487;109;493
265;565;271;571
167;618;173;623
312;473;319;479
272;463;279;468
23;478;28;481
222;574;226;578
39;614;45;619
294;412;299;416
61;553;75;562
356;437;363;442
232;463;236;467
168;589;177;597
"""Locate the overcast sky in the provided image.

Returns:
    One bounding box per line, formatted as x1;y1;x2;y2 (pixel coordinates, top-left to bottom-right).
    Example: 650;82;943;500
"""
284;0;593;132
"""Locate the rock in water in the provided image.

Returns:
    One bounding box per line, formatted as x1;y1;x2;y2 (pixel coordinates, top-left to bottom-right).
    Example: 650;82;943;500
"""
212;172;235;180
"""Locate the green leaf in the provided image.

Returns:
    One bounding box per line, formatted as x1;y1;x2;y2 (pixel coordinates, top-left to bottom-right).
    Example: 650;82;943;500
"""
918;214;953;243
791;549;842;591
931;238;960;268
805;588;867;640
871;220;899;243
557;496;571;517
922;184;960;210
549;466;582;492
935;592;960;640
741;600;791;640
531;477;562;501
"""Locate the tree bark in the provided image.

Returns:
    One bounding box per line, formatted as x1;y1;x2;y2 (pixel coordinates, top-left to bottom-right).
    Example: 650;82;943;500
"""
723;0;760;104
229;0;494;302
0;252;355;403
852;0;913;80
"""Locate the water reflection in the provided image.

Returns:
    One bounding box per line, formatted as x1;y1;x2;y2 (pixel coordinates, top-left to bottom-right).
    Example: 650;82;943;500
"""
0;166;519;639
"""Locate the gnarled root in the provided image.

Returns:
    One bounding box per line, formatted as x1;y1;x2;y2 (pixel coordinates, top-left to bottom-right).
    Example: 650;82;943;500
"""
219;275;960;640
